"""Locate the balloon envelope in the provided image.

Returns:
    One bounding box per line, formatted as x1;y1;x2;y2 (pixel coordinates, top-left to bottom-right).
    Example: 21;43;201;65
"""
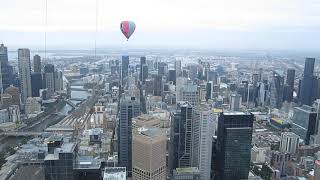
120;21;136;40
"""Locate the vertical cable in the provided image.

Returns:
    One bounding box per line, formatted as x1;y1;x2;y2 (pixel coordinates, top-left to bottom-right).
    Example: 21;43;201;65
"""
45;0;48;60
95;0;98;61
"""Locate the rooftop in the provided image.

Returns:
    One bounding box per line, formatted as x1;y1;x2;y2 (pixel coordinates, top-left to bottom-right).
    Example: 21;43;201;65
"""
138;127;163;138
175;167;200;173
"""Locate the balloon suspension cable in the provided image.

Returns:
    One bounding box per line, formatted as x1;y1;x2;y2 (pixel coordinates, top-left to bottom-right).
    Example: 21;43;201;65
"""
95;0;98;61
45;0;48;60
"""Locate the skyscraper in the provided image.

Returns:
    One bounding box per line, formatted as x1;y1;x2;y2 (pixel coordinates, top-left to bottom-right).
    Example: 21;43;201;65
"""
299;58;318;105
0;44;14;91
180;83;199;106
168;69;177;85
230;94;242;111
270;73;284;109
33;54;41;73
118;97;140;177
192;106;214;180
141;64;148;84
153;74;163;96
216;112;254;180
158;62;167;76
175;60;181;78
169;102;193;176
132;127;167;180
44;64;55;95
291;105;317;145
18;48;32;104
54;70;63;91
121;56;129;85
286;68;295;90
0;44;8;64
31;72;42;97
139;56;146;82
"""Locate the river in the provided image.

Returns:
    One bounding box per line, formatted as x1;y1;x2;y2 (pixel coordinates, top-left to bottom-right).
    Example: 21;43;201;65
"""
0;83;91;151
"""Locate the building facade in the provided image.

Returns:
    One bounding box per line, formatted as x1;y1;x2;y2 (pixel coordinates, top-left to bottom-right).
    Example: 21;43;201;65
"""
132;128;167;180
216;112;254;180
118;97;140;176
18;48;32;104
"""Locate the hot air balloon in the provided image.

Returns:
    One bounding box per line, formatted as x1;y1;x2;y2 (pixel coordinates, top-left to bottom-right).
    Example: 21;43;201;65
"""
120;21;136;40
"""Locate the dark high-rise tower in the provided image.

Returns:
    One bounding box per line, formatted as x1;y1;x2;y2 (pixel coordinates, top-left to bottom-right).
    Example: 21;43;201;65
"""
44;64;55;95
284;68;295;102
153;74;162;96
168;69;176;85
139;56;146;82
31;72;42;97
299;58;318;105
158;62;167;76
121;56;129;85
0;44;14;91
169;102;193;176
0;44;8;64
118;97;140;177
216;112;254;180
286;68;295;89
33;54;41;73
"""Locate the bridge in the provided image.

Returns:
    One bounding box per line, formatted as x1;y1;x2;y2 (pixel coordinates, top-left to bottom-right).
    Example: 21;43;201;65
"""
70;87;88;91
70;98;85;101
65;99;77;109
0;131;42;137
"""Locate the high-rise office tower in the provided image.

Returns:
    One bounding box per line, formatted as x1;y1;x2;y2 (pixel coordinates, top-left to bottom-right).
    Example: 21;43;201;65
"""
286;69;295;90
291;105;317;145
230;94;242;111
206;81;213;101
175;60;181;77
158;62;167;76
279;132;299;154
168;69;177;85
153;74;163;96
192;106;214;180
132;127;167;180
18;48;32;104
118;97;140;177
207;71;218;84
121;56;129;85
139;56;146;82
141;64;148;84
283;69;295;102
54;70;63;91
33;54;41;73
299;58;318;105
252;73;259;86
0;44;8;65
0;44;14;91
270;73;284;109
180;83;199;107
44;64;55;95
44;141;77;180
169;102;193;176
216;112;254;180
31;72;42;97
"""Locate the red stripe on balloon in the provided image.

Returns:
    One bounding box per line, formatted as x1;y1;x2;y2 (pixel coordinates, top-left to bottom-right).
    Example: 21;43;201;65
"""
123;21;129;39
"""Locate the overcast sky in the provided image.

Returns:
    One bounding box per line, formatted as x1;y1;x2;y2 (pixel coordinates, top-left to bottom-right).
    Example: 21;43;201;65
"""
1;0;320;50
